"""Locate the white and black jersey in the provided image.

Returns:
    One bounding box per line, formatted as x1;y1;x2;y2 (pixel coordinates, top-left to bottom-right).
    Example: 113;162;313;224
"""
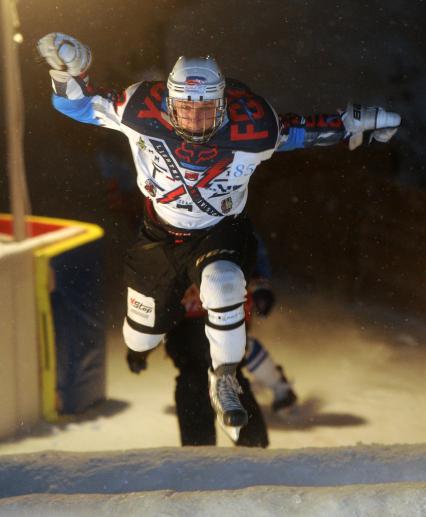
51;76;346;230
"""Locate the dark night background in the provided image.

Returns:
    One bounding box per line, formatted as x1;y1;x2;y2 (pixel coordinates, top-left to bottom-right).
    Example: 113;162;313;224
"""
1;0;425;325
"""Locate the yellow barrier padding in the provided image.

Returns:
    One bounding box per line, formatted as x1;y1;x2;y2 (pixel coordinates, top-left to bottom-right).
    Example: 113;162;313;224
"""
29;216;104;422
31;215;104;259
35;254;59;422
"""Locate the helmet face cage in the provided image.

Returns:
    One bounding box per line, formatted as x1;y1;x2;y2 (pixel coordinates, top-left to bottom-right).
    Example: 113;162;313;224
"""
166;97;226;144
167;56;226;144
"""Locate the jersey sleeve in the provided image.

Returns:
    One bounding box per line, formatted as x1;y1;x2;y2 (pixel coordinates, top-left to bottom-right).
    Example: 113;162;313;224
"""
50;72;139;131
276;112;347;152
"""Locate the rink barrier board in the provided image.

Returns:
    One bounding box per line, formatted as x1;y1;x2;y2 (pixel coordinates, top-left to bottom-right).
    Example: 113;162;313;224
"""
0;217;65;237
0;214;105;424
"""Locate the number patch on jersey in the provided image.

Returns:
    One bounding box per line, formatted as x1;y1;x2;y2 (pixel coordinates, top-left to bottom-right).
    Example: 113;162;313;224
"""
232;163;256;178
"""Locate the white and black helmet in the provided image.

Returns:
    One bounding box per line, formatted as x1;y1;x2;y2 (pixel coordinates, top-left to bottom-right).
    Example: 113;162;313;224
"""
167;56;226;143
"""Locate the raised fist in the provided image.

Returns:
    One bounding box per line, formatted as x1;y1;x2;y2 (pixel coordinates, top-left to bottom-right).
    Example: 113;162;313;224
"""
252;287;275;317
37;33;91;76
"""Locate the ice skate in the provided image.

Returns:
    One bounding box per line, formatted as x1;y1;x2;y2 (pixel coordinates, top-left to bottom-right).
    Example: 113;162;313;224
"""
208;364;248;442
272;366;297;412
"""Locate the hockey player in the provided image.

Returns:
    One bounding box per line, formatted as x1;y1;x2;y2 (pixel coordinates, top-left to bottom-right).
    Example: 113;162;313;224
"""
95;141;294;420
94;139;290;442
37;33;401;438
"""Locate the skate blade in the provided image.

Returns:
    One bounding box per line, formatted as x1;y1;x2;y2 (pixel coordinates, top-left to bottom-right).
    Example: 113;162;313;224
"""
218;420;242;443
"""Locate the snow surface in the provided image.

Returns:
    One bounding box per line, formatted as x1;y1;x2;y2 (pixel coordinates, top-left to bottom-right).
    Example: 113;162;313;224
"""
1;484;425;517
2;292;425;453
1;293;426;515
1;446;426;516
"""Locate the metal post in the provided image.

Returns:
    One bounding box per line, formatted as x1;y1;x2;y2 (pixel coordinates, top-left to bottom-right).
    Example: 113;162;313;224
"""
0;0;30;241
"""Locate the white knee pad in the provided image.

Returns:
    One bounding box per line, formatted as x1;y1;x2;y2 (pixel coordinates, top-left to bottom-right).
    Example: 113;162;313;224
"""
200;260;246;311
200;260;247;369
122;318;164;352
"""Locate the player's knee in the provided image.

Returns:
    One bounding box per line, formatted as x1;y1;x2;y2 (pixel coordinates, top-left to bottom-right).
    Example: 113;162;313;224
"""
200;260;246;331
122;318;164;352
200;259;246;312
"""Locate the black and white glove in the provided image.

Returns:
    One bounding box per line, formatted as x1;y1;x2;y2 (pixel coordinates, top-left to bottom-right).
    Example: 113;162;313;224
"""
253;288;275;317
251;278;276;317
126;347;150;374
341;102;401;150
37;32;91;76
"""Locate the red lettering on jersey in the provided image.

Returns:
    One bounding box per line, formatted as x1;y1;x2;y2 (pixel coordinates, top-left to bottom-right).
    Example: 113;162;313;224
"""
226;88;250;100
305;114;343;129
137;96;173;131
305;116;316;128
280;113;303;128
317;115;327;128
227;95;269;140
229;99;265;122
231;124;269;141
150;82;165;102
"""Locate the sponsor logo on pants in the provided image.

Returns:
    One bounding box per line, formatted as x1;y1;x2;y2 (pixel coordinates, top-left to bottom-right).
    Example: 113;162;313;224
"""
127;287;155;327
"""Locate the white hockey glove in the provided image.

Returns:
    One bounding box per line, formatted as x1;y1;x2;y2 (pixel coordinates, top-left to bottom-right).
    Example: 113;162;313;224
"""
341;102;401;150
37;33;91;76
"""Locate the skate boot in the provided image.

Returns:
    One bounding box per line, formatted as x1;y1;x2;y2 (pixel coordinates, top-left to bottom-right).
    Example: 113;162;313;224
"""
272;366;298;412
208;364;248;442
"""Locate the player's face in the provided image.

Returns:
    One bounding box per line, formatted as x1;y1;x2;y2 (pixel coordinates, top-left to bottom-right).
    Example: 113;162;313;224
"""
173;99;217;134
